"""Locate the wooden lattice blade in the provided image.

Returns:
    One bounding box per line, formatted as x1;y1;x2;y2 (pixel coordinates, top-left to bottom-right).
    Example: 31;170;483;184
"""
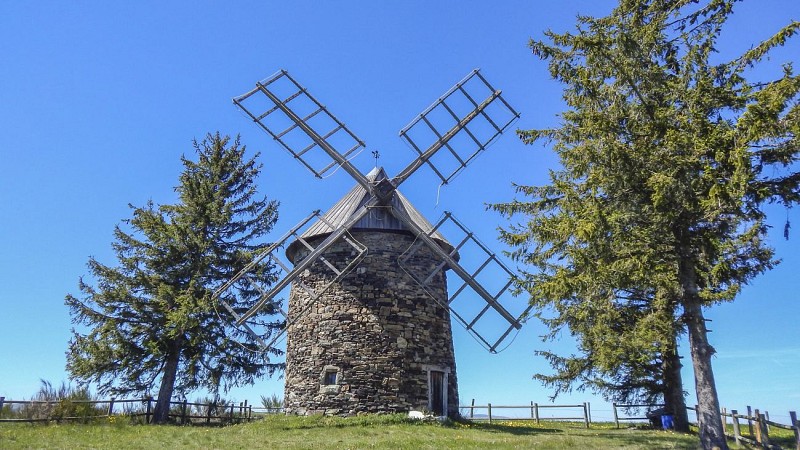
397;69;520;186
393;208;529;352
234;70;371;190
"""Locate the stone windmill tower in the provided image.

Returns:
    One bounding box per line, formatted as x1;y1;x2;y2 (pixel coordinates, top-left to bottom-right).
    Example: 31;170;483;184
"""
283;167;460;416
214;69;530;417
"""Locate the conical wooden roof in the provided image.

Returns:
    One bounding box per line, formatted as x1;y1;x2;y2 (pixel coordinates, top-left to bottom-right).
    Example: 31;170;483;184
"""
286;167;457;263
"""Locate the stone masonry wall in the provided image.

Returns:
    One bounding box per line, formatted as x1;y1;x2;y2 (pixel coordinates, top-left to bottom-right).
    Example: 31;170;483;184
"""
284;231;459;417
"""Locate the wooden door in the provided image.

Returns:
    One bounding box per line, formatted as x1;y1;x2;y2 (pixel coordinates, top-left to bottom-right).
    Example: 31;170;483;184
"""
429;370;445;416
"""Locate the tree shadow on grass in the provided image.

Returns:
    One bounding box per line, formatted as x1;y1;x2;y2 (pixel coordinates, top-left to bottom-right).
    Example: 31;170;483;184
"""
256;415;565;435
259;414;452;431
597;430;698;449
465;422;563;436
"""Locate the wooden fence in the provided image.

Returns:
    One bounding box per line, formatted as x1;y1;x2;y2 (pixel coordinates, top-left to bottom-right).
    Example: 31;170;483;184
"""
0;396;282;424
462;400;799;448
461;399;591;428
612;402;800;450
3;393;797;448
713;407;800;450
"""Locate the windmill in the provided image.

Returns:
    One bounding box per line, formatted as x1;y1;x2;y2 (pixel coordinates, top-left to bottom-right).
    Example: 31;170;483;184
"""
213;69;530;417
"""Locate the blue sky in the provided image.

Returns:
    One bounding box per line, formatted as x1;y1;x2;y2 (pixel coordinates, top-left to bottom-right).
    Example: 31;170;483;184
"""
1;1;797;423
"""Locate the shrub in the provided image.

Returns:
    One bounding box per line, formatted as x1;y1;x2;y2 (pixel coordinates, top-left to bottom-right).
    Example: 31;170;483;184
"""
20;380;104;422
260;393;283;413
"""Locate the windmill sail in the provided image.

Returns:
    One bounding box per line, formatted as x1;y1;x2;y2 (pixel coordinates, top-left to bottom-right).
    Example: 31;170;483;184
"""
234;70;371;189
398;212;531;353
212;210;367;349
398;69;520;185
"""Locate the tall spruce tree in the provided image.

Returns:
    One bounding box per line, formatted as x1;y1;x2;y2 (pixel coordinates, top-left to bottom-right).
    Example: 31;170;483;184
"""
492;1;798;448
532;286;690;430
66;133;282;424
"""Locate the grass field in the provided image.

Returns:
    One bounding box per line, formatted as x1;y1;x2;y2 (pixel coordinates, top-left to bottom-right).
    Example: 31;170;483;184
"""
0;414;710;449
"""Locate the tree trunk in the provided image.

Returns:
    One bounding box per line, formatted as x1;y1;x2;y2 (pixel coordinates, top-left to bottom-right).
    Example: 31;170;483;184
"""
152;338;182;424
684;298;727;449
663;340;689;432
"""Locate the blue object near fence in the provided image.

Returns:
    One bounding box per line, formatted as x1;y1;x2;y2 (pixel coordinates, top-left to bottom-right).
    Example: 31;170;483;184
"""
661;414;674;430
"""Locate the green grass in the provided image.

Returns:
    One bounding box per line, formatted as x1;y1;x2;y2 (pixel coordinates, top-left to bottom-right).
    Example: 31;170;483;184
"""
0;414;707;449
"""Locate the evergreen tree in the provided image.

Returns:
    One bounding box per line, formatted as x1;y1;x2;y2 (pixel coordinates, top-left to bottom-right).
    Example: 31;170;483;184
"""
66;133;282;424
533;287;689;430
492;1;798;447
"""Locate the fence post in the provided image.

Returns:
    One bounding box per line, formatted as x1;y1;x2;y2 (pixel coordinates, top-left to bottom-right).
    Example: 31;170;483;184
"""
766;410;771;432
229;403;234;424
758;412;770;447
488;403;492;424
747;405;754;437
720;407;726;430
789;411;799;450
107;397;115;417
530;401;534;420
731;410;741;445
181;399;188;425
206;402;213;425
145;397;152;424
244;400;248;423
582;402;589;428
0;397;5;419
754;409;762;443
613;402;619;429
789;411;800;450
534;402;540;424
587;402;592;425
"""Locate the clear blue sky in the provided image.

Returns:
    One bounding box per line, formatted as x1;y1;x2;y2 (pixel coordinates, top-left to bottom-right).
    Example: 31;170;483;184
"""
1;1;797;423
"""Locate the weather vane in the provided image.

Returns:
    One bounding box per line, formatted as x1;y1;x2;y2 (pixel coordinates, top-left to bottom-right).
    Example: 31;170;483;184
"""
372;150;380;167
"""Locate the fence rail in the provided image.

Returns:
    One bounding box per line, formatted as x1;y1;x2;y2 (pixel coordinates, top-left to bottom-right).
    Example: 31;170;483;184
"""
0;396;281;424
460;399;591;428
612;402;665;427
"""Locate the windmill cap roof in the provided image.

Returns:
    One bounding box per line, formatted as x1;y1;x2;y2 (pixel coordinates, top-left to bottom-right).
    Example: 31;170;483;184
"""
285;166;458;264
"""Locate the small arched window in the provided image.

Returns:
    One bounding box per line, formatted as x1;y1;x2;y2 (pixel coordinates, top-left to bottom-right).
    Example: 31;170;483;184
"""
319;365;341;391
323;369;338;385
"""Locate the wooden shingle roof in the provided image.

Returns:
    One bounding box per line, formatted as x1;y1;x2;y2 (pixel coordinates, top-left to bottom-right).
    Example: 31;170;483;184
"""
286;167;457;263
